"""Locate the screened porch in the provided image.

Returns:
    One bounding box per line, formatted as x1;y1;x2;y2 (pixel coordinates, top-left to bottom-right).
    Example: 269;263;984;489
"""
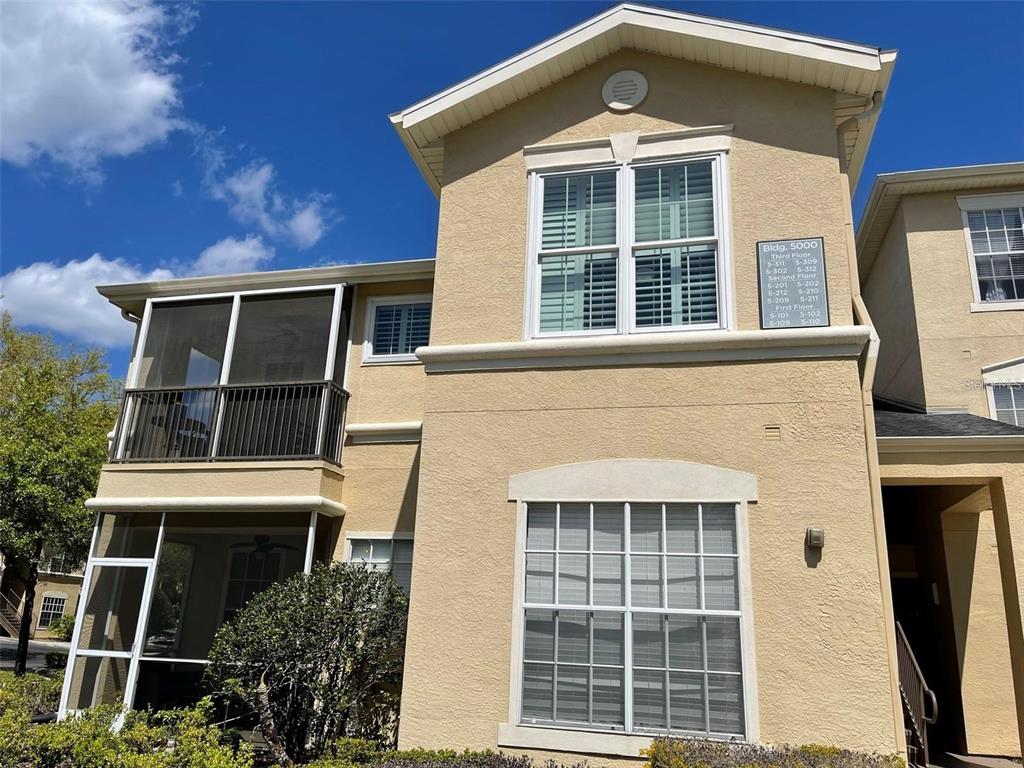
60;509;337;715
110;285;351;465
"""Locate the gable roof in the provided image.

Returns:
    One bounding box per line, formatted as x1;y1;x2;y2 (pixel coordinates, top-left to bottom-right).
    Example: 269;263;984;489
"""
390;3;896;194
855;162;1024;277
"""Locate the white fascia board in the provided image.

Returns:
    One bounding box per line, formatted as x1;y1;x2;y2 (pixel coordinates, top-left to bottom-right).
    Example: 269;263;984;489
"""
873;161;1024;188
85;495;347;517
392;4;885;131
97;258;436;310
856;160;1024;268
876;436;1024;454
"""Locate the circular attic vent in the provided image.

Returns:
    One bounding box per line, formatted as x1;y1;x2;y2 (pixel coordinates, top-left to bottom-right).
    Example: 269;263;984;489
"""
602;70;648;111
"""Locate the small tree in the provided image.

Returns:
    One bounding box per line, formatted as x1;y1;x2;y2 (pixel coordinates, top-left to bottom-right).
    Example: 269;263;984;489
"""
0;313;118;675
206;562;408;766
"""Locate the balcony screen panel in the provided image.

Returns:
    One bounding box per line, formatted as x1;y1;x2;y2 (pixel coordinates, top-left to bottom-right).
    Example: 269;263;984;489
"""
229;291;334;384
140;299;232;388
143;512;309;660
77;565;147;653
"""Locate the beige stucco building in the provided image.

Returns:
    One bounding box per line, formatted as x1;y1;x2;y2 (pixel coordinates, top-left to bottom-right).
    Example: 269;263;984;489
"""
59;5;1022;767
1;552;83;642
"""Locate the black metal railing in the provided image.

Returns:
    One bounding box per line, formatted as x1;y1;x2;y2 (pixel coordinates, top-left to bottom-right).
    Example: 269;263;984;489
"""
895;621;938;766
111;381;348;465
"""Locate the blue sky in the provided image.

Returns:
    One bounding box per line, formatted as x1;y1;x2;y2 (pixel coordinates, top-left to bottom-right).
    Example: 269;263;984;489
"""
2;1;1022;378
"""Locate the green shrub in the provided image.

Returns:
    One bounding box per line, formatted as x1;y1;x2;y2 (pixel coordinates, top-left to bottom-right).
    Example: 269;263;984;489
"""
643;737;905;768
47;614;76;642
206;562;408;764
0;669;63;716
0;697;253;768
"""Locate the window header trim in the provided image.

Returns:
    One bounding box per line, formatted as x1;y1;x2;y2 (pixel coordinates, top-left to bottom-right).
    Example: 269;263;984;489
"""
524;125;734;171
508;459;757;503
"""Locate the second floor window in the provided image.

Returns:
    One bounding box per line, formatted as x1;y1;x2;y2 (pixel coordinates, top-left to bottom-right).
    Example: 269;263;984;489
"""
965;205;1024;303
364;296;432;363
991;383;1024;427
529;155;726;337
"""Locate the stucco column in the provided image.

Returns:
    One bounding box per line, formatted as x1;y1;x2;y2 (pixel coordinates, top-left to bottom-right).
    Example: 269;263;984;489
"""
989;475;1024;749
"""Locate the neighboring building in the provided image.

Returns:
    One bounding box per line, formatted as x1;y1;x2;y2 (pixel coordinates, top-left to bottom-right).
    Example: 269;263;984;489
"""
858;163;1024;419
57;4;1024;767
858;164;1024;760
0;551;84;641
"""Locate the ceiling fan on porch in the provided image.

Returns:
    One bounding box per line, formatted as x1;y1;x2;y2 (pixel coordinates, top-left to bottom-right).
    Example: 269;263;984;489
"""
229;535;302;555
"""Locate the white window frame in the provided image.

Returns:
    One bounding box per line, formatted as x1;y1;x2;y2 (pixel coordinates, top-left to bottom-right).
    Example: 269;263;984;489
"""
37;593;67;629
362;294;433;365
957;192;1024;313
503;460;758;756
986;381;1024;427
524;152;733;340
344;532;415;592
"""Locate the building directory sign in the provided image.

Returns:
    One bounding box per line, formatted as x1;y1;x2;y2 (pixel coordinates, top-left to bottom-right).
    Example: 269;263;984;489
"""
757;237;829;329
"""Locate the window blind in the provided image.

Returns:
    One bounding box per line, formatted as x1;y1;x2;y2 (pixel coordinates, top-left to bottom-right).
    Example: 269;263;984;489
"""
633;161;719;329
968;207;1024;302
521;501;745;737
992;384;1024;427
634;162;714;243
542;172;617;249
635;246;719;327
372;302;431;356
539;252;617;333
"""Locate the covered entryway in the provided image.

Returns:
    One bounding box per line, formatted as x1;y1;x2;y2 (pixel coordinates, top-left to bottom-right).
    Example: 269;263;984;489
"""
876;406;1024;766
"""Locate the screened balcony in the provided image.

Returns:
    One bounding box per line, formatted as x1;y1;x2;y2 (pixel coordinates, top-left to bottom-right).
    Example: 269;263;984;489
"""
110;286;351;465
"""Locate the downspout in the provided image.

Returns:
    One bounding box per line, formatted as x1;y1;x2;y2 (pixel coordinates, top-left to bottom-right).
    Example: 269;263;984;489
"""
838;92;907;757
109;309;143;455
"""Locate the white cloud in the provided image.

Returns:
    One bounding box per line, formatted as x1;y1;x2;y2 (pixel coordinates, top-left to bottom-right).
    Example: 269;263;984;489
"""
209;161;333;249
287;202;328;249
0;0;190;182
192;235;274;276
1;233;278;346
0;254;173;346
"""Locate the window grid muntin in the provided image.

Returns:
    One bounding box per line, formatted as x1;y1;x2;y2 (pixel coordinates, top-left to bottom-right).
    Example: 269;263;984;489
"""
531;155;727;339
39;595;67;628
371;302;432;357
966;206;1024;303
521;501;744;738
991;383;1024;427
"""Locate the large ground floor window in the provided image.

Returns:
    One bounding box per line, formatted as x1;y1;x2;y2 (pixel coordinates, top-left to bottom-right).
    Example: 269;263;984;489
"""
60;509;337;715
519;501;747;739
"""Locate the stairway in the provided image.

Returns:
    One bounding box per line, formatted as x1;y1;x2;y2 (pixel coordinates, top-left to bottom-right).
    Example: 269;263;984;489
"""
896;622;938;768
0;591;23;638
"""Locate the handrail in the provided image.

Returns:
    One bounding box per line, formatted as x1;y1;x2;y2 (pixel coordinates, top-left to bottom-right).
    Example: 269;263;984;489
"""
0;590;22;616
895;621;938;764
110;380;349;466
